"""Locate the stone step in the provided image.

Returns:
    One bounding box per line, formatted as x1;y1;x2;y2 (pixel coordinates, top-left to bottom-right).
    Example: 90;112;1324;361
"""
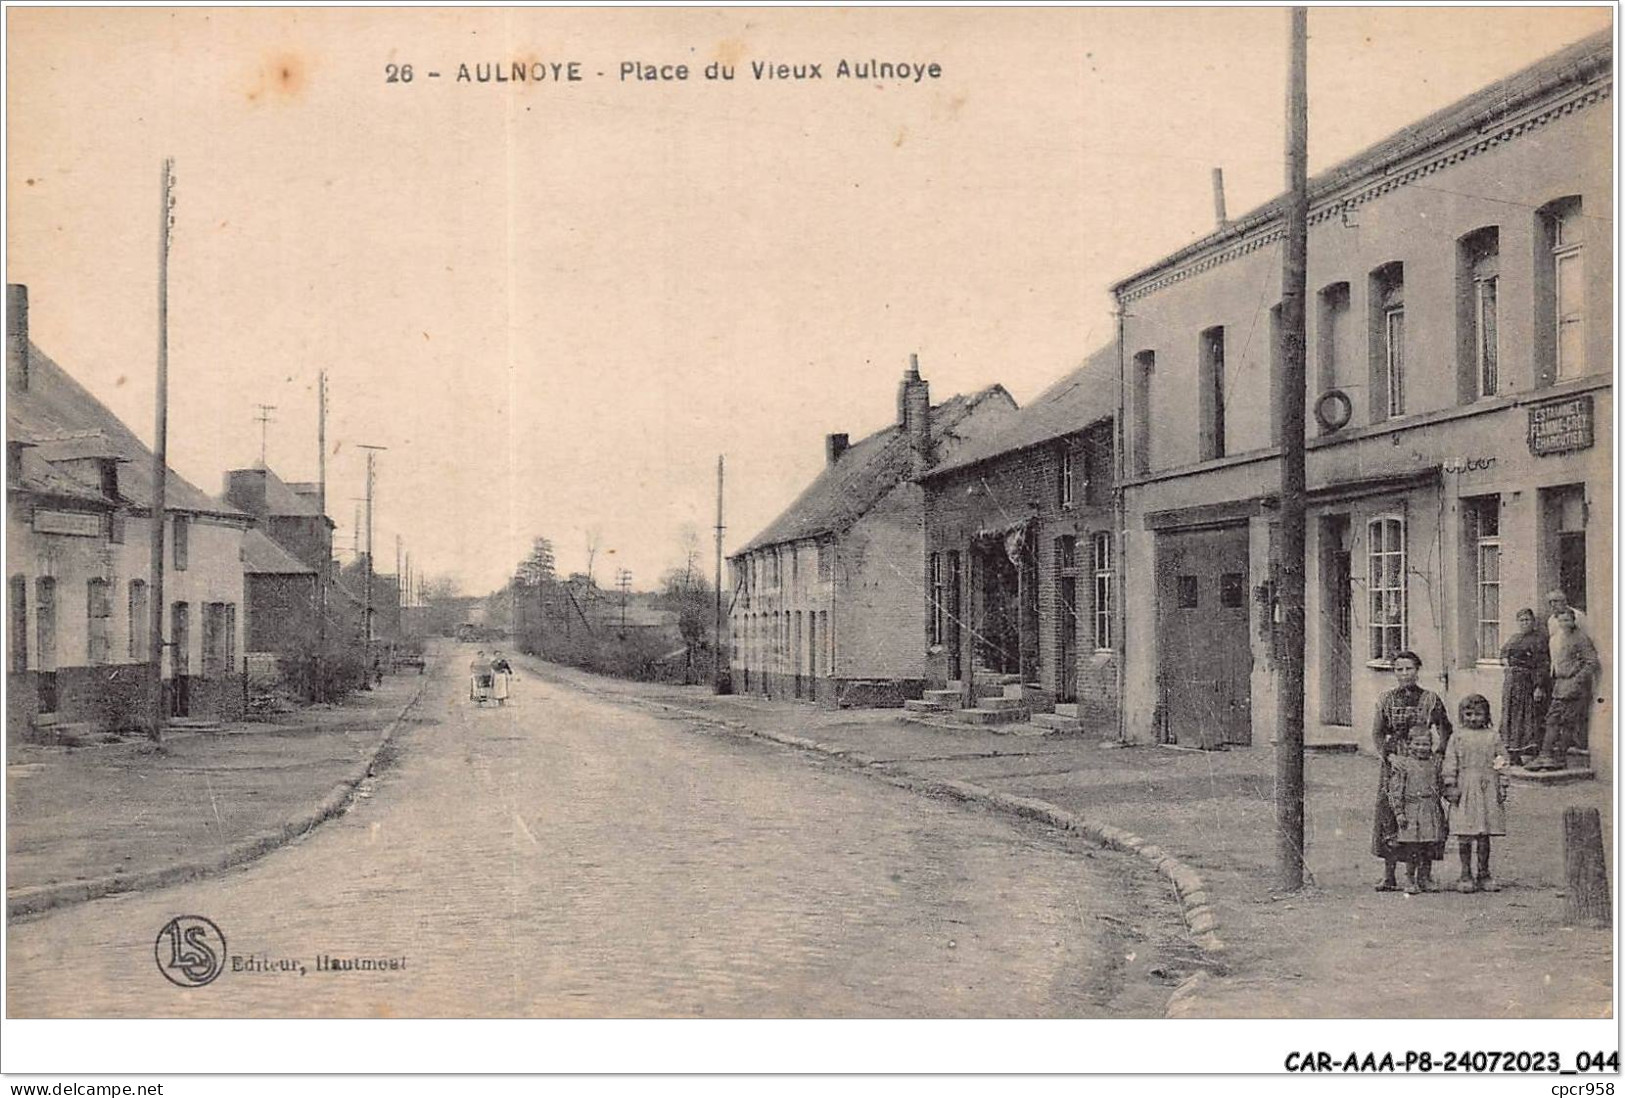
1029;712;1084;734
1305;740;1360;754
975;672;1023;686
979;696;1025;712
956;706;1028;726
902;699;949;714
921;688;963;709
1053;703;1080;718
1508;765;1595;785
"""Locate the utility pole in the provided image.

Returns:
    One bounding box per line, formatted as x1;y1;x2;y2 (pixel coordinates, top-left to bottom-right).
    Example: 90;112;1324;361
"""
1276;6;1310;891
714;454;727;692
147;158;176;744
315;372;328;700
254;403;277;467
617;568;631;631
358;445;387;664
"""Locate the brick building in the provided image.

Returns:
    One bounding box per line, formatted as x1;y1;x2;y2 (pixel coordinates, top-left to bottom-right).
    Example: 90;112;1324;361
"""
729;358;1017;706
6;284;249;740
1111;32;1611;754
224;465;334;662
918;345;1118;727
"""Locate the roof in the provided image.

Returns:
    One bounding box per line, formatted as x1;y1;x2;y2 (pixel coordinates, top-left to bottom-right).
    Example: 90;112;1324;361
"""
242;528;316;575
736;384;1014;555
8;340;247;519
925;345;1117;479
11;448;116;506
1113;28;1613;293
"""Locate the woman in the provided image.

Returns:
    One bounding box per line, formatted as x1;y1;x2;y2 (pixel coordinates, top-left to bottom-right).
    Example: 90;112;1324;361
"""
491;651;513;706
1370;651;1452;892
1498;608;1550;765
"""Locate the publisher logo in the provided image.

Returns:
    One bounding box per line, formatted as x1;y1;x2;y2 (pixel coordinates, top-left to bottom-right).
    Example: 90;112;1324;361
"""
155;916;226;988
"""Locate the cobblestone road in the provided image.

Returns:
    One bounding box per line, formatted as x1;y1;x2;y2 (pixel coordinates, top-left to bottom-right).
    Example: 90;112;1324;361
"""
8;657;1160;1017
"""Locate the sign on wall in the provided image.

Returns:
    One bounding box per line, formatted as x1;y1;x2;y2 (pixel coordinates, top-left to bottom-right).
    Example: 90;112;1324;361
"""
1528;395;1594;456
33;509;105;538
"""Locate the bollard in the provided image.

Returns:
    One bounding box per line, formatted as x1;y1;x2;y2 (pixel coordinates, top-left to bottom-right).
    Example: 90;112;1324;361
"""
1562;806;1611;927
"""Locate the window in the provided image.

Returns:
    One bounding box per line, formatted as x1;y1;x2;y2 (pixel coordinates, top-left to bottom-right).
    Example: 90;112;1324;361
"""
128;580;149;660
172;515;189;571
817;540;834;583
1367;516;1407;662
1220;573;1246;609
1132;350;1154;476
1082;422;1113;506
1464;497;1501;661
1058;449;1075;507
1369;263;1405;419
1200;326;1226;460
1176;574;1198;610
1552;199;1584;379
87;578;113;664
1057;535;1077;573
224;603;237;671
1092;532;1113;650
929;553;944;645
9;575;26;673
1457;228;1500;401
1535;197;1585;384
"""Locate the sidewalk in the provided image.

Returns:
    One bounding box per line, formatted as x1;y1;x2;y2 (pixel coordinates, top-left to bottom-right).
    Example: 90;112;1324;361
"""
6;667;430;918
530;660;1613;1019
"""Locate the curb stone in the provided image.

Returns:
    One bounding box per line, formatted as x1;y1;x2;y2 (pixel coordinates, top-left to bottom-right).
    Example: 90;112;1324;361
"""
6;678;430;921
625;696;1232;1017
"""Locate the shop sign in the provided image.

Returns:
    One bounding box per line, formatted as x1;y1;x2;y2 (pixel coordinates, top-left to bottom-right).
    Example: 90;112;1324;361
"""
1528;395;1594;456
33;509;104;537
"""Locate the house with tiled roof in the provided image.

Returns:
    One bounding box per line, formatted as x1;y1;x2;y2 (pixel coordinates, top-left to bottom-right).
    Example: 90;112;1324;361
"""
729;357;1017;706
6;283;250;740
915;344;1118;730
223;464;340;671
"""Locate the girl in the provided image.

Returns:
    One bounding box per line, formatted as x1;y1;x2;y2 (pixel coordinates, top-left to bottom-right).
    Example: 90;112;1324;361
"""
1442;694;1509;892
1387;724;1448;893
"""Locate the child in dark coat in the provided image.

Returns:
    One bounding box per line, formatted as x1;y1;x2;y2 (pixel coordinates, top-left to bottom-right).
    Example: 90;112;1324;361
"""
1387;724;1448;893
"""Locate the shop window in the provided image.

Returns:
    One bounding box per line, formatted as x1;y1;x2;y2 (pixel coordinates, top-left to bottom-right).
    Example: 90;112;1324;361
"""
1092;532;1114;650
1367;515;1407;662
1464;496;1501;661
1457;227;1500;401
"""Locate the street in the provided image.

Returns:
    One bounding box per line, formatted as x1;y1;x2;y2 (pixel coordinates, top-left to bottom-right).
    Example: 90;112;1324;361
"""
7;651;1166;1018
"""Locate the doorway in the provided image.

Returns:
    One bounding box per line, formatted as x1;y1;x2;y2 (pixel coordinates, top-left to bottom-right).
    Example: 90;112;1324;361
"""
1319;515;1354;727
35;577;57;715
170;601;191;718
1156;526;1253;747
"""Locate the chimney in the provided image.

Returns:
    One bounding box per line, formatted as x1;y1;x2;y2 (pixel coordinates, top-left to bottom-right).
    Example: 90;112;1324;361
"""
1211;167;1229;231
7;284;29;392
825;433;849;465
898;353;932;477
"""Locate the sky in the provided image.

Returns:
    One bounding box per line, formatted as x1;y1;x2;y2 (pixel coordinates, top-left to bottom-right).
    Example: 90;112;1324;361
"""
5;6;1612;597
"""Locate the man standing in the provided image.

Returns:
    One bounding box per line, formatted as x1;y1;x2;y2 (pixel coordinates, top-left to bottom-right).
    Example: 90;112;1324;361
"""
1546;590;1590;660
1529;609;1601;772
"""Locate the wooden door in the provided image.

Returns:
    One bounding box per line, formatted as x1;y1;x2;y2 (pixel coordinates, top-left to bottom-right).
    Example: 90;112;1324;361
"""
1156;527;1252;747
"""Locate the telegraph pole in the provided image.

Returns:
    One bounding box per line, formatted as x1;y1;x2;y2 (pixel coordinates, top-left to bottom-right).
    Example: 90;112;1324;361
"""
714;454;727;692
1276;6;1310;890
147;157;176;744
357;444;388;665
315;373;328;700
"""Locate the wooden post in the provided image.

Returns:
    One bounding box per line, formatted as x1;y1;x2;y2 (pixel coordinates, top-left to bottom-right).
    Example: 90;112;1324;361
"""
147;158;175;744
1563;806;1611;926
1275;7;1310;890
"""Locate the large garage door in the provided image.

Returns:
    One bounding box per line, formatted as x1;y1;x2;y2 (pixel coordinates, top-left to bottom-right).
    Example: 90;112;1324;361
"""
1156;526;1253;747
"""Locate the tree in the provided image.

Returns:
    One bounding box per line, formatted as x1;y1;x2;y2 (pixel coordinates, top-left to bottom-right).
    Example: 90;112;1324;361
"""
515;537;557;588
584;527;603;587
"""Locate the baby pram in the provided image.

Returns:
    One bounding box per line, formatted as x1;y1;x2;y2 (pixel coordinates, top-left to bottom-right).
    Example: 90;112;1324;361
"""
470;671;495;705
